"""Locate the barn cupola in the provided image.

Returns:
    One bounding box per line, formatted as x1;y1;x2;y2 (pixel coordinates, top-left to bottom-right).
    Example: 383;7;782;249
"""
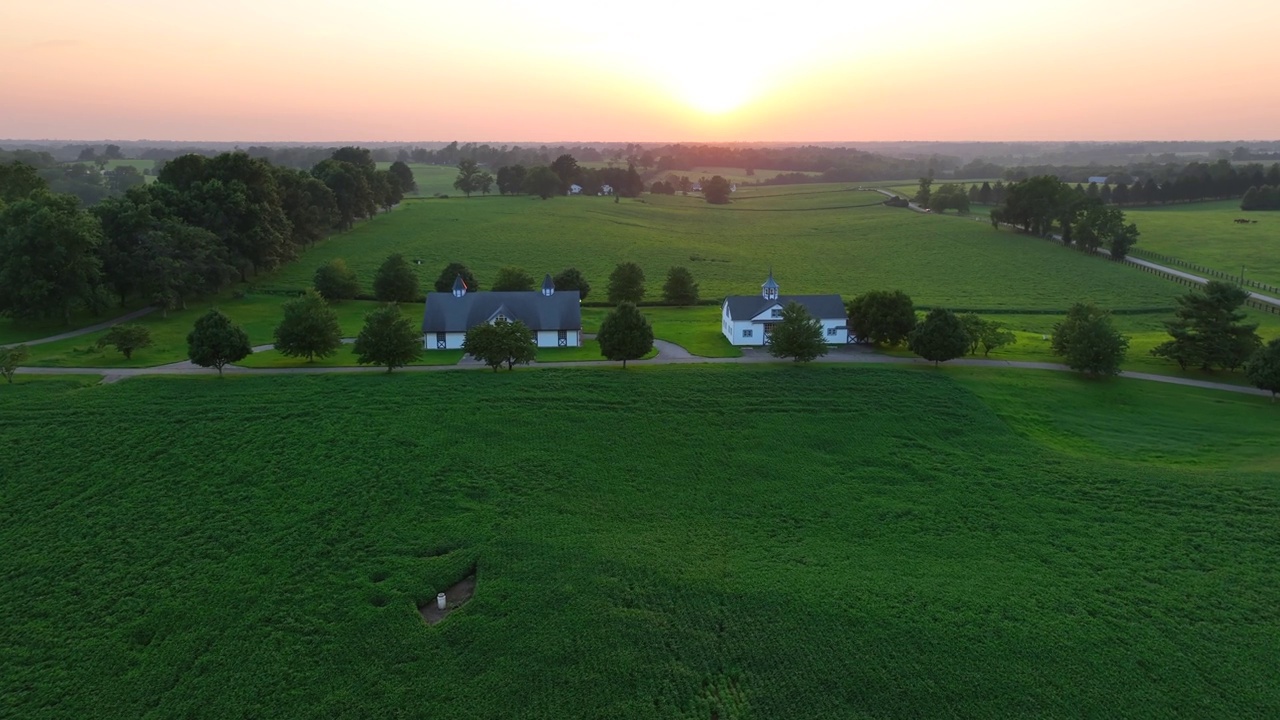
761;269;779;301
452;274;468;298
541;273;555;297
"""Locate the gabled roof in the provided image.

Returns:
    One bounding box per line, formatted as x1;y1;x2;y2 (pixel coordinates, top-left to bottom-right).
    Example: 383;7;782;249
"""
723;294;846;321
423;291;581;333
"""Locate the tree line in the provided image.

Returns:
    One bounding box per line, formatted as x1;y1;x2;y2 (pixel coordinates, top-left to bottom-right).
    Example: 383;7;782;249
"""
985;176;1141;259
488;155;646;199
0;148;415;324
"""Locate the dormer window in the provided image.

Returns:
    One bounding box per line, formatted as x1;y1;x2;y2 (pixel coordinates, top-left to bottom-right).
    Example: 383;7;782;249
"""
494;314;507;323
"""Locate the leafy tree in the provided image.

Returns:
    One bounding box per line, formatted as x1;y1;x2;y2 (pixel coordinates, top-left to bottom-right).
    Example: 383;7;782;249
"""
553;267;590;300
1;344;29;383
914;175;933;206
313;258;360;301
476;172;494;196
702;175;732;204
523;166;561;199
105;166;145;193
607;262;646;304
908;308;969;365
311;158;374;229
273;290;343;362
433;262;479;293
1151;281;1261;371
495;165;527;195
597;302;653;368
187;309;252;376
0;190;105;323
977;321;1017;357
978;181;992;205
1245;339;1280;401
1241;186;1260;210
846;290;916;345
453;158;483;197
388;161;417;193
550;154;580;194
373;253;420;303
1051;303;1129;376
927;183;970;214
1100;184;1113;204
95;323;152;360
662;266;699;305
1073;204;1139;257
766;301;828;363
0;161;48;203
274;167;338;249
958;313;985;355
462;318;536;372
157;152;292;278
353;304;422;372
492;266;535;292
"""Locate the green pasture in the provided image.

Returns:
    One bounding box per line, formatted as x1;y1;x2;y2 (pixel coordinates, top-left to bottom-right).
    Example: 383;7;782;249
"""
19;297;421;368
653;166;823;186
1124;200;1280;288
376;162;460;197
885;310;1280;383
262;186;1185;313
2;367;1277;718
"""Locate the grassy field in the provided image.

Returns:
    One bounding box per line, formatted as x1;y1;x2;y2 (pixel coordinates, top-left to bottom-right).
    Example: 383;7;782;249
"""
261;186;1186;313
1124;200;1280;288
19;297;421;368
2;366;1277;718
376;162;461;197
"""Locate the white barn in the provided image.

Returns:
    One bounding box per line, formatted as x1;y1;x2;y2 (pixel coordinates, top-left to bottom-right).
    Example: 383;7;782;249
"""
721;272;848;346
421;274;582;350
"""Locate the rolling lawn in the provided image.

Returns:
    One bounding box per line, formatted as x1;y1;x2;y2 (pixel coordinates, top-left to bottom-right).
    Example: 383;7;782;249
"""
1;367;1278;718
1124;200;1280;288
376;162;463;197
261;187;1185;312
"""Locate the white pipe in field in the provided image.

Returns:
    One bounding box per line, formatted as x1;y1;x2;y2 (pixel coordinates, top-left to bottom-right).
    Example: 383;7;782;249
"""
436;592;446;610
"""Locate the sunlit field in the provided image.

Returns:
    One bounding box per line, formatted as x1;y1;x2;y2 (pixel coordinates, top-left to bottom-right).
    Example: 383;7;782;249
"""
263;186;1185;312
375;162;460;197
2;367;1277;718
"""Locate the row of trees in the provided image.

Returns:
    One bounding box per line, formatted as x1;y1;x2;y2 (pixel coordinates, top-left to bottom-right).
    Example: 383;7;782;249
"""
989;176;1140;259
1240;185;1280;211
0;148;415;324
489;155;646;199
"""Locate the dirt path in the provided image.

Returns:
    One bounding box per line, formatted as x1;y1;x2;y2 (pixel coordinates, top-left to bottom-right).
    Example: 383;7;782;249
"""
15;340;1273;400
1;307;156;348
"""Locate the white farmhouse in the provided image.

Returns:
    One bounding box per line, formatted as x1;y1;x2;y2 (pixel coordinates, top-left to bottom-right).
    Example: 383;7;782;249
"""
421;274;582;350
721;271;848;346
600;184;614;195
1087;176;1108;184
568;184;583;195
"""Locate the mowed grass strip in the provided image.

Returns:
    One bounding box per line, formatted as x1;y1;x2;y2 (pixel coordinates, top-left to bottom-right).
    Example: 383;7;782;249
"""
1;367;1278;718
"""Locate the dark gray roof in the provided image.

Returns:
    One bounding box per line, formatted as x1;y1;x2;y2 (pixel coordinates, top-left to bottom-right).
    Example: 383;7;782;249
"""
723;294;846;321
423;291;581;333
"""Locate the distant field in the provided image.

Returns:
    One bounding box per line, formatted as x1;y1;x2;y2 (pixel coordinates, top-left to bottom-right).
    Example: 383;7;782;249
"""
375;162;459;197
1124;200;1280;288
3;367;1278;717
653;166;823;186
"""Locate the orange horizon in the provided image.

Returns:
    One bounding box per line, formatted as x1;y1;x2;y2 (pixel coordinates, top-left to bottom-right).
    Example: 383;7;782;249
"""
3;0;1279;144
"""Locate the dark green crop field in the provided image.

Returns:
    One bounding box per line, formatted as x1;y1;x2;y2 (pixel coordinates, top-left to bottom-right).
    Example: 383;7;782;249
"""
2;367;1278;718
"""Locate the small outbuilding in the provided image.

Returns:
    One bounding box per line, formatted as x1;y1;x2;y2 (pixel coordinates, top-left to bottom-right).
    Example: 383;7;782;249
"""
422;274;582;350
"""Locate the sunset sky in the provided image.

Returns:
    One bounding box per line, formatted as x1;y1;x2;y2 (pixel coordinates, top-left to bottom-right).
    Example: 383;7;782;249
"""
3;0;1279;142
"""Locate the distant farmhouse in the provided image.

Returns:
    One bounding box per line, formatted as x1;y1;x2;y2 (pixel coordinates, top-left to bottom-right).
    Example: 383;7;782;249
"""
1087;176;1108;184
599;184;613;196
721;272;848;346
569;184;583;195
421;275;582;350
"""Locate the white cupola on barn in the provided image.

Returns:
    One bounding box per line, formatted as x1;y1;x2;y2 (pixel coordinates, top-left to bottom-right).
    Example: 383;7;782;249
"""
541;273;555;297
761;269;779;301
452;275;468;298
